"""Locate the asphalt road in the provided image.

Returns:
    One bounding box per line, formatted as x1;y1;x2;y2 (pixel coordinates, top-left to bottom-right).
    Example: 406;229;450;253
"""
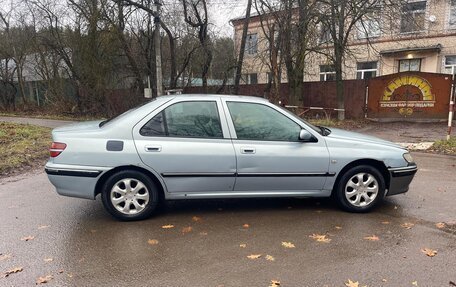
0;152;455;287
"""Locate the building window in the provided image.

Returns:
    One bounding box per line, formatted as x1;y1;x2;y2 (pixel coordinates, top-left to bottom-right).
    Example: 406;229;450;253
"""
320;65;336;81
267;72;272;84
319;26;331;43
356;10;381;39
245;33;258;55
399;58;421;72
242;73;258;84
449;0;456;29
444;56;456;74
356;61;378;79
401;1;426;33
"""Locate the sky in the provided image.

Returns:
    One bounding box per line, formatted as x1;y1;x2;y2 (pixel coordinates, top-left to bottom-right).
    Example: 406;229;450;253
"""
206;0;249;36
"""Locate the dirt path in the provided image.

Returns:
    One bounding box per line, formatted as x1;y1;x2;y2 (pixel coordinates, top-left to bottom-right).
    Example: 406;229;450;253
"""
0;116;75;128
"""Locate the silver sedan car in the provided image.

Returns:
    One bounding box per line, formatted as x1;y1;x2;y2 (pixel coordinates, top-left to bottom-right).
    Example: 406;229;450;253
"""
45;95;417;221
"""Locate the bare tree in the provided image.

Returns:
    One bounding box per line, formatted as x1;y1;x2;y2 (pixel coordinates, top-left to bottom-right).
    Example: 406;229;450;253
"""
253;0;320;104
318;0;404;119
182;0;211;91
0;4;31;106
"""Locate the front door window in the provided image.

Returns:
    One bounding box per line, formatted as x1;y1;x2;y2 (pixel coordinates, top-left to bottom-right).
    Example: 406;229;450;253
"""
226;102;301;141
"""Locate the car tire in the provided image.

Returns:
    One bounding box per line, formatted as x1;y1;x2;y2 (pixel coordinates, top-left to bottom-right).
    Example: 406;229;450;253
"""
101;170;159;221
335;165;386;213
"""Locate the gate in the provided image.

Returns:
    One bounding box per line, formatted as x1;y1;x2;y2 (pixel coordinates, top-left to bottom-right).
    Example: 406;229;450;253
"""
367;72;452;119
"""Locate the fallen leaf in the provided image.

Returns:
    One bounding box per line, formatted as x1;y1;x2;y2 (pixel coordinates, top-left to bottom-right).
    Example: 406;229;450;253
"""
38;225;50;230
270;279;281;286
199;231;208;236
309;234;331;243
345;279;367;287
36;275;53;284
401;223;415;229
2;267;23;278
192;216;202;222
265;255;275;261
412;281;418;286
364;235;380;241
281;241;295;248
147;239;159;245
43;258;53;262
182;226;193;234
335;226;342;230
381;221;390;225
161;224;175;229
0;254;12;261
247;254;262;259
242;224;250;228
345;279;359;287
57;270;64;274
239;244;247;248
421;248;437;257
435;222;446;229
21;235;35;241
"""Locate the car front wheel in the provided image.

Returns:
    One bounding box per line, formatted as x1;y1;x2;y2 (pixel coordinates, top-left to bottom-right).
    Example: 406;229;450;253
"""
335;165;386;212
101;170;159;221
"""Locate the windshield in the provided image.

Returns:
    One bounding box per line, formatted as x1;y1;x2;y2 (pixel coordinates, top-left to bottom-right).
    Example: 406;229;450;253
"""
99;99;156;127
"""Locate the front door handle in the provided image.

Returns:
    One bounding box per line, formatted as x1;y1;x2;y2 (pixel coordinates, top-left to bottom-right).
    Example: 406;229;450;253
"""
145;145;162;152
240;147;256;154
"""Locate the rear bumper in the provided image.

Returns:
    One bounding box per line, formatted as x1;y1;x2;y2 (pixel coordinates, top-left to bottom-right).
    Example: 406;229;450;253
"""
45;162;109;200
386;164;418;196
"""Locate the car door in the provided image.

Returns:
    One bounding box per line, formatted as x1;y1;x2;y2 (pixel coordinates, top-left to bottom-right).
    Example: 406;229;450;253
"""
223;100;331;192
133;98;236;194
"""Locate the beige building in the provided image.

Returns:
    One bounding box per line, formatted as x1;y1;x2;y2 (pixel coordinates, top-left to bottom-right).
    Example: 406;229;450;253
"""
232;0;456;84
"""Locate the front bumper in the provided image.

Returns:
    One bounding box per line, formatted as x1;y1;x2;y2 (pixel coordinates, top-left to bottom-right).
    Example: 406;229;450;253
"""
45;162;109;200
386;164;418;196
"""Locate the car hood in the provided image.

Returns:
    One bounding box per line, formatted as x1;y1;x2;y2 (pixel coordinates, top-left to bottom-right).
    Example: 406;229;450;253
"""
52;120;103;133
326;128;404;149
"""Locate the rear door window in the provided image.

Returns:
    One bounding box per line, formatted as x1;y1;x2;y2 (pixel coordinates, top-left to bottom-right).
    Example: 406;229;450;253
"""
140;101;223;138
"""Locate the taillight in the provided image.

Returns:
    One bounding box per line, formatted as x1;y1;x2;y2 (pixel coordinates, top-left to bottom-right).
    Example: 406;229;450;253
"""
50;142;67;157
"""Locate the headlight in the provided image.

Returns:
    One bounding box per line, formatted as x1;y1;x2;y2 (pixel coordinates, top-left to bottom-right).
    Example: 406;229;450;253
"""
403;152;414;163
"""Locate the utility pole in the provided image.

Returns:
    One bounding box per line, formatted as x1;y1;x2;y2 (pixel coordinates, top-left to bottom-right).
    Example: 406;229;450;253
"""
154;0;163;97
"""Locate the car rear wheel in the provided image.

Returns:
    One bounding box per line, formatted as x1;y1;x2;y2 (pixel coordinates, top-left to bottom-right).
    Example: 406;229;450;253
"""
335;165;386;212
101;170;159;221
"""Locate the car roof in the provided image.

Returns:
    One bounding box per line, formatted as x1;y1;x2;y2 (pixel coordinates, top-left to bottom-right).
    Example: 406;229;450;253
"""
158;94;270;103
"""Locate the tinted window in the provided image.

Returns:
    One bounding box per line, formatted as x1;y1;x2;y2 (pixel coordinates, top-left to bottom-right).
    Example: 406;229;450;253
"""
140;101;223;138
227;102;301;141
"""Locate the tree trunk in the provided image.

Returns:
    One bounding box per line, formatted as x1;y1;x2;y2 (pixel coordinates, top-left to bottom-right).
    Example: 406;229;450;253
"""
15;61;28;106
161;23;177;89
335;48;345;120
234;0;252;95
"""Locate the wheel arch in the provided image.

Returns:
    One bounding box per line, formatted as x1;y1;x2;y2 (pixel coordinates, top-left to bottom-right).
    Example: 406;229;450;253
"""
331;159;390;196
95;165;166;200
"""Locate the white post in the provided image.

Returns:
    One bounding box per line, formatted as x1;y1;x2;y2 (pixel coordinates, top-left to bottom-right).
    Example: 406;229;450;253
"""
448;100;454;141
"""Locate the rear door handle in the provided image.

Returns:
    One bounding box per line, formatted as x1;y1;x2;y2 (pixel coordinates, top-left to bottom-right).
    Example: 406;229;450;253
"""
240;147;256;154
145;145;162;152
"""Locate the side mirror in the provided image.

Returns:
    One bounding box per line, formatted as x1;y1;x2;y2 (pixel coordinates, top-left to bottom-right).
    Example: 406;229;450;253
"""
299;129;314;142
